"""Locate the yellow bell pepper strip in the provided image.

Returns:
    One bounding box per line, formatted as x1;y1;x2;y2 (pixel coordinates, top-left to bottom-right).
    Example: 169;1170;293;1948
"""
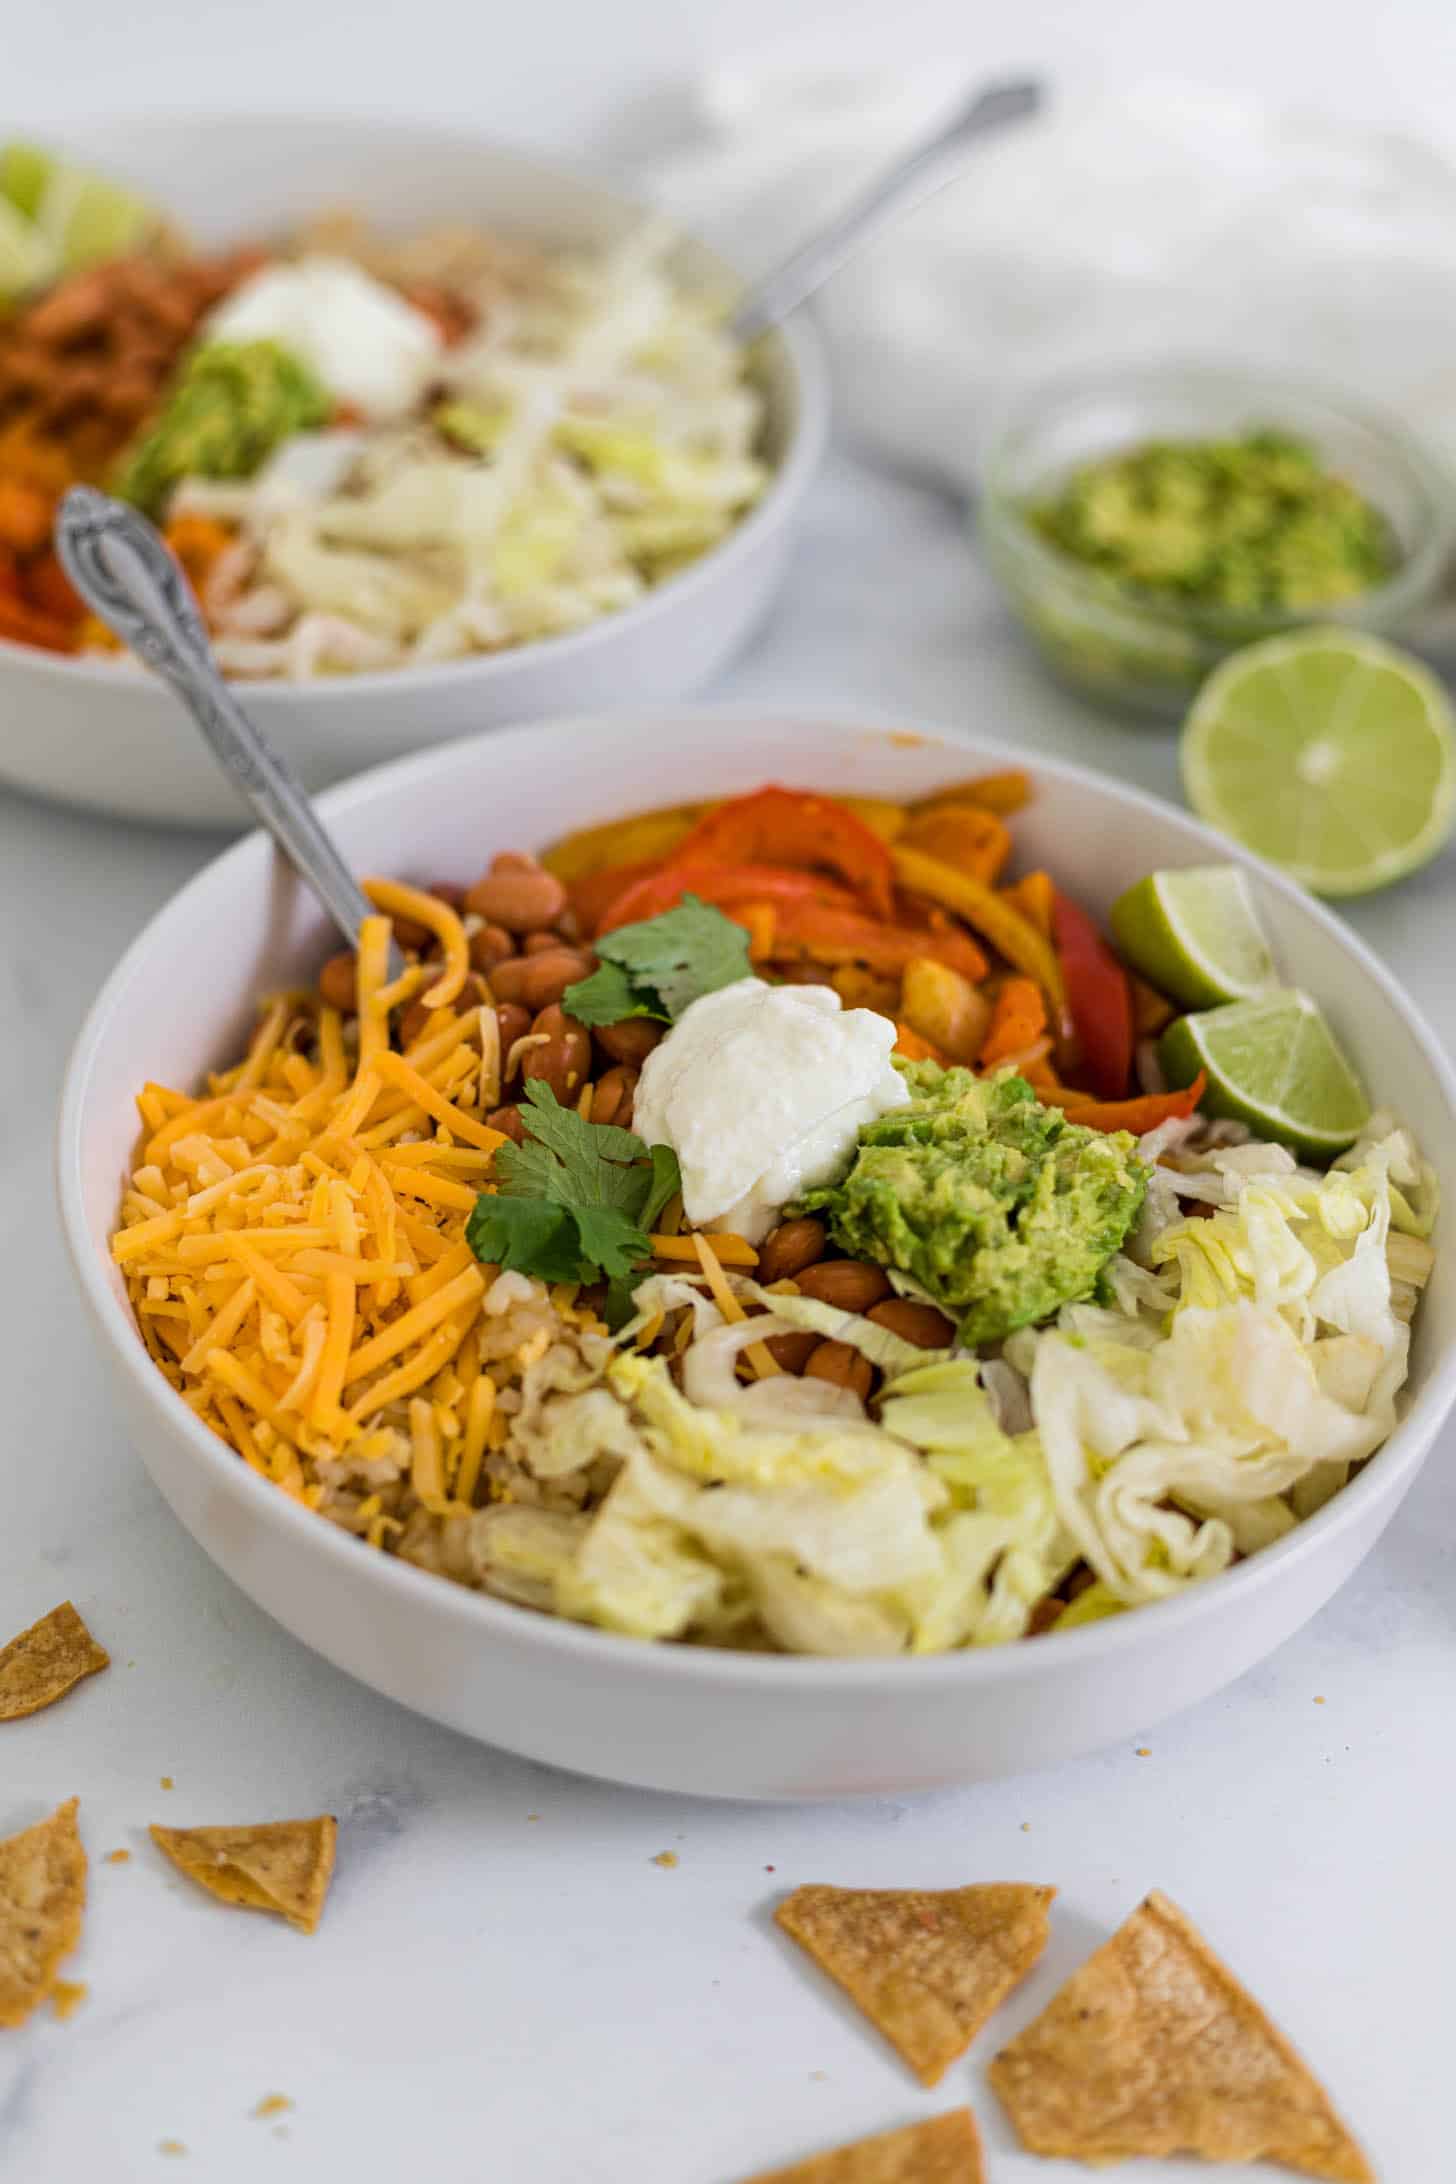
912;768;1032;817
901;803;1013;884
539;803;704;884
891;843;1071;1048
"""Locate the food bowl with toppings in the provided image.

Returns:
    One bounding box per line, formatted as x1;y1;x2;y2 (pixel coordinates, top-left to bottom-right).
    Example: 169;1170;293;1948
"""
0;115;825;826
978;363;1453;717
58;710;1456;1798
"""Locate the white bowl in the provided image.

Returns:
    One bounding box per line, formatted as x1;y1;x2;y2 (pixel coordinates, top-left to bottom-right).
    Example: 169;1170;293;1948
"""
0;114;826;830
57;710;1456;1800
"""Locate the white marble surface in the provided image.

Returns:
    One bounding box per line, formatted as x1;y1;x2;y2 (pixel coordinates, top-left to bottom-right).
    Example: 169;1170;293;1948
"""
3;446;1452;2183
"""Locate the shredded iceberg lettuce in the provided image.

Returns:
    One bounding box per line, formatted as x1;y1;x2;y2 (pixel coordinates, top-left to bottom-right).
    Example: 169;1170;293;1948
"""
441;1117;1431;1656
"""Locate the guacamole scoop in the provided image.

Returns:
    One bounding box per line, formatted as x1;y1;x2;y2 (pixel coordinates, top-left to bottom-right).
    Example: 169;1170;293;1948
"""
116;339;330;517
799;1063;1147;1346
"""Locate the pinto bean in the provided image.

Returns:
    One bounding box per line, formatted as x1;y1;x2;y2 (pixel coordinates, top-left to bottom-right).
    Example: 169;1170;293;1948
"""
803;1339;874;1401
866;1298;956;1348
495;1003;533;1074
793;1259;892;1314
317;951;356;1013
763;1330;820;1373
593;1017;664;1067
469;922;517;974
522;930;564;955
465;855;567;934
757;1217;828;1285
486;1104;527;1144
520;1005;592;1104
487;948;590;1013
590;1064;639;1131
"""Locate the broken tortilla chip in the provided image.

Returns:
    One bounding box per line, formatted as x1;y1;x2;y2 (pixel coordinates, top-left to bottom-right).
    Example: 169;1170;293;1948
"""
0;1796;87;2027
0;1603;109;1721
988;1889;1373;2183
150;1816;337;1934
775;1882;1054;2087
740;2109;985;2184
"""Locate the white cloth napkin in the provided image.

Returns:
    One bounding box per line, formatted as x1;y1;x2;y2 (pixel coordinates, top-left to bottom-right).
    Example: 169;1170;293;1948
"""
642;69;1456;486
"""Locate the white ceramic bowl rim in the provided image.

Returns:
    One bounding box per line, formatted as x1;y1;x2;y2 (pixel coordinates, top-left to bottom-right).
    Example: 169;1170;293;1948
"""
57;705;1456;1694
3;109;828;702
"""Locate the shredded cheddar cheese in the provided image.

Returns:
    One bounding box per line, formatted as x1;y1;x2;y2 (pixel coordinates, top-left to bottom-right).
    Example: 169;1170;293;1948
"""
691;1233;780;1380
112;988;513;1535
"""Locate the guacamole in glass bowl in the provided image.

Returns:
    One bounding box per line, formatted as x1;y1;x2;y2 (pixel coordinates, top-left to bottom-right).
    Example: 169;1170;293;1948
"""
977;364;1452;719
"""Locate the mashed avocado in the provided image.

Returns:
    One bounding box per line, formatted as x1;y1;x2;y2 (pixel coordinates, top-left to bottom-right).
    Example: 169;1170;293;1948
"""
1025;429;1399;615
116;339;330;516
799;1063;1147;1345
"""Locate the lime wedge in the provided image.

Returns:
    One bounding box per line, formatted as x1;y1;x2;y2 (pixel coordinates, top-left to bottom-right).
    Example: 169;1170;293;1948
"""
1159;989;1370;1159
35;162;156;272
0;194;57;301
0;141;54;222
1110;866;1276;1008
1182;629;1456;897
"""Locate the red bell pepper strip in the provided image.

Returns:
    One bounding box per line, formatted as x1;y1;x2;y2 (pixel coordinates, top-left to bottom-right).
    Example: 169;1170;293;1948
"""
597;859;861;934
1052;890;1134;1101
672;786;896;918
1053;1072;1206;1135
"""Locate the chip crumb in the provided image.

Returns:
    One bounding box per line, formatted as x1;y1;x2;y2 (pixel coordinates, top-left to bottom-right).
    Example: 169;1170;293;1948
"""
765;1864;777;1872
158;2141;186;2157
106;1848;131;1865
1020;1823;1031;1833
652;1851;679;1869
253;2094;293;2119
1314;1695;1327;1705
50;1979;88;2019
809;2070;828;2082
160;1777;174;1791
527;1813;541;1823
1135;1747;1151;1757
0;1602;110;1720
776;1882;1055;2087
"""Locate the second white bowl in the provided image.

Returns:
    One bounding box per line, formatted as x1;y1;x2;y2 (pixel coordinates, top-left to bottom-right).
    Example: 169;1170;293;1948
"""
0;114;827;829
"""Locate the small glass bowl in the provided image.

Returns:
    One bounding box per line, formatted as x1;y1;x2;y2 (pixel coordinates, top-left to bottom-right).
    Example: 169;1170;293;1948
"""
976;363;1454;719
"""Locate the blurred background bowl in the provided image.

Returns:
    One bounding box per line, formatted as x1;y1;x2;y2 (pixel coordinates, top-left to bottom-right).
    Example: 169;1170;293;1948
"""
978;362;1454;717
0;113;827;829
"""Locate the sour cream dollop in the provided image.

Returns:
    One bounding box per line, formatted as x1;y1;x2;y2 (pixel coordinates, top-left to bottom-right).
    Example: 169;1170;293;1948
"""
207;256;443;420
632;978;909;1244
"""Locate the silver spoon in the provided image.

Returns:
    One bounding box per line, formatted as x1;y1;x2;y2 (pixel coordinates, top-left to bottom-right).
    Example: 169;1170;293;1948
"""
729;76;1044;343
56;485;405;983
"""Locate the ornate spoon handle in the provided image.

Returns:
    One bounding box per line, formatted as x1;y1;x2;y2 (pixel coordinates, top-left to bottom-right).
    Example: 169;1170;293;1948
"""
57;485;402;979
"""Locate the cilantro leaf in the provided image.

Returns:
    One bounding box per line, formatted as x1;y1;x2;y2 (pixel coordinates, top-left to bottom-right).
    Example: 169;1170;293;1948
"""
563;896;752;1026
468;1081;683;1292
466;1196;585;1284
558;959;656;1027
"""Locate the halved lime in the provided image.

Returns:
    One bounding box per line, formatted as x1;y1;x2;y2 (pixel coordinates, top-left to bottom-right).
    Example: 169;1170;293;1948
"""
1110;865;1276;1008
35;162;156;272
1159;989;1370;1159
0;195;56;302
1182;629;1456;896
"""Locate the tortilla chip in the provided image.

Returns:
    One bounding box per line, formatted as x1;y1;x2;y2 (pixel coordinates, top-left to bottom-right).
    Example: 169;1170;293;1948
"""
740;2109;985;2184
988;1889;1373;2182
775;1882;1054;2086
150;1816;336;1934
0;1797;87;2027
0;1603;109;1720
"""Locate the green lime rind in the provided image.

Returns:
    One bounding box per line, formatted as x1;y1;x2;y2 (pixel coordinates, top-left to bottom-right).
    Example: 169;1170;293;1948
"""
0;194;57;302
34;162;157;273
1182;628;1456;898
1110;865;1276;1008
0;142;54;222
1159;989;1371;1161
